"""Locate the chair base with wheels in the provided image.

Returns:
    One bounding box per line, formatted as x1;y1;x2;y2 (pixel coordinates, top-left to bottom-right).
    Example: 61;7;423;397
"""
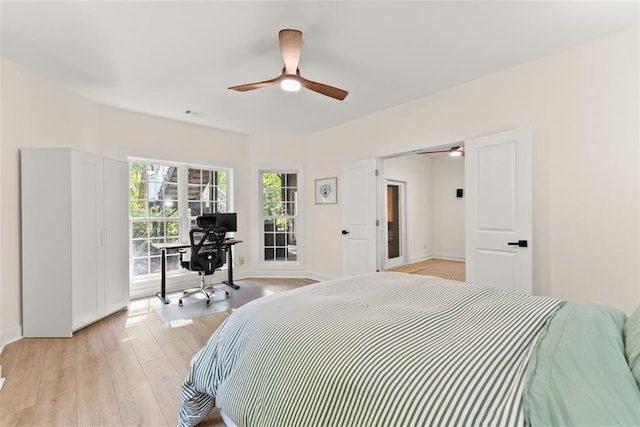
178;271;230;307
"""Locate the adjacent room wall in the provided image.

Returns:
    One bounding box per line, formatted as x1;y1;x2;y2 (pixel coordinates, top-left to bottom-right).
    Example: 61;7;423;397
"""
430;156;465;260
305;28;639;313
1;58;249;339
383;154;432;263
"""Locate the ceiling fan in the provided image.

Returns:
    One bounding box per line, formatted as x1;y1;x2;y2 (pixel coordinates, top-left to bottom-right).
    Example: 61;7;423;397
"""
417;146;465;157
228;29;349;101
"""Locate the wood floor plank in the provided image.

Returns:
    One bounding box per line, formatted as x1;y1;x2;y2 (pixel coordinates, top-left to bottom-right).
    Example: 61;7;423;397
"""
125;323;165;365
1;405;35;427
74;323;105;355
144;311;182;345
141;356;184;427
115;381;168;427
161;337;197;379
76;347;122;426
0;338;48;415
104;339;148;391
0;339;21;378
33;373;77;427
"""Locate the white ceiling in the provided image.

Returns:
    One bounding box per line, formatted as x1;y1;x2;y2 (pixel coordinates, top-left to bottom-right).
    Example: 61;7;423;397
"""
1;1;637;136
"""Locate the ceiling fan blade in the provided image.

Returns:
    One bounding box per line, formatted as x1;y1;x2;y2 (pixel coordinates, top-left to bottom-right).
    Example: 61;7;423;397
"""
228;74;283;92
299;76;348;101
279;29;302;75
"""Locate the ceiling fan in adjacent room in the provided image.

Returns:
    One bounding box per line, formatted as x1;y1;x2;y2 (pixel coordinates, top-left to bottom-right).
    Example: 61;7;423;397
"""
228;29;349;101
417;146;465;157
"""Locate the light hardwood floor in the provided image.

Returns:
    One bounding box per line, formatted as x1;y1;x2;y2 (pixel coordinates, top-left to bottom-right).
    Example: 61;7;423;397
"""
388;258;466;282
0;278;316;427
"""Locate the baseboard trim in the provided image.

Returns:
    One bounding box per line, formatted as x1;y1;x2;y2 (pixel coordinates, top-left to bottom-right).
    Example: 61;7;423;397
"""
431;254;466;262
409;254;433;264
235;271;335;282
1;326;23;349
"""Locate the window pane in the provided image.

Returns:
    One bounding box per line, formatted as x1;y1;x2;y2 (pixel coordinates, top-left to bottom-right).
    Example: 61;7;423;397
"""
188;169;202;185
276;248;286;260
148;201;164;217
188;185;200;200
133;259;149;276
275;233;286;246
149;221;163;238
132;221;148;238
149;239;163;255
150;257;162;274
189;202;201;217
166;221;179;237
130;200;148;217
285;173;297;188
264;248;274;261
163;184;178;201
264;220;275;232
265;233;274;246
287;248;297;261
167;254;181;271
132;239;149;257
165;202;179;218
202;202;213;214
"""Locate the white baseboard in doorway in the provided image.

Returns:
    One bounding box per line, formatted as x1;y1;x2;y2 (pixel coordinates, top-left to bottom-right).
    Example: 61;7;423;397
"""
431;254;466;262
409;254;433;264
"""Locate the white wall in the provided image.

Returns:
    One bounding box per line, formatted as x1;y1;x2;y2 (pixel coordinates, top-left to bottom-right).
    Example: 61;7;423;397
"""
431;156;465;260
305;28;639;313
383;154;432;263
1;58;249;338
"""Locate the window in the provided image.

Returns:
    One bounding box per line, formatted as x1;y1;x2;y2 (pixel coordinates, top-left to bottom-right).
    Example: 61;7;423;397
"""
129;160;231;279
261;171;298;262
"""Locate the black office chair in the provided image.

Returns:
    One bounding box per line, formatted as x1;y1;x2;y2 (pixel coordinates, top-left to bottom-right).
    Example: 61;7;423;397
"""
178;226;229;307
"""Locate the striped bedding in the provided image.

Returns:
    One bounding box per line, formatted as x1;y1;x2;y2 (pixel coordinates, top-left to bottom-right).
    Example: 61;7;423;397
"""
179;272;563;427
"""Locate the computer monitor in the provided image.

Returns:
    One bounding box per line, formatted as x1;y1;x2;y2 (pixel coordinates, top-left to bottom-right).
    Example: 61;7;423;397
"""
197;213;237;232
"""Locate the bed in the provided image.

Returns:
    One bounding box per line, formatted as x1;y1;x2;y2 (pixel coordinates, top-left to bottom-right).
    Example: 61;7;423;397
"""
178;272;640;427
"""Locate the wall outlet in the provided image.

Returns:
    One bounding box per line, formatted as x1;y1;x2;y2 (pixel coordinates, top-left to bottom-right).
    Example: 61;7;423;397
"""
238;254;245;265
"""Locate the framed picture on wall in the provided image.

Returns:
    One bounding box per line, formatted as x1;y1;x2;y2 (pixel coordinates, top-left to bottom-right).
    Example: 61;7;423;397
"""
315;177;338;204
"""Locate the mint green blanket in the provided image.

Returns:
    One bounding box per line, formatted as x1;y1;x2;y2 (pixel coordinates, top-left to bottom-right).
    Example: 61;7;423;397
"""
524;303;640;425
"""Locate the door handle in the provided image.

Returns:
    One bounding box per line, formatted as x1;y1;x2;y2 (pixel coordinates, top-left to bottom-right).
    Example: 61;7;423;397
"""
507;240;528;248
341;230;349;235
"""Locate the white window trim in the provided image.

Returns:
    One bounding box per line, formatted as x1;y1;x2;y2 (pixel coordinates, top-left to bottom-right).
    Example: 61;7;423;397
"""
127;155;235;291
258;167;303;270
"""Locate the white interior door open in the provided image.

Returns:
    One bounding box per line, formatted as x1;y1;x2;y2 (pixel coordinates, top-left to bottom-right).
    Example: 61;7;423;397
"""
341;158;378;276
465;127;533;294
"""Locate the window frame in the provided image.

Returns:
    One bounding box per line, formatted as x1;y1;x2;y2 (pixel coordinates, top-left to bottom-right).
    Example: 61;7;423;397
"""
258;167;303;269
128;156;234;289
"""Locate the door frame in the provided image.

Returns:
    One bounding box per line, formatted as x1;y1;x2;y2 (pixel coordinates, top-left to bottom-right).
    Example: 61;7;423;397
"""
373;127;530;274
383;179;408;270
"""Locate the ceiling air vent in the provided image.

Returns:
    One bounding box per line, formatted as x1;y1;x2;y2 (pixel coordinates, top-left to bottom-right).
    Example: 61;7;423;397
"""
185;110;207;118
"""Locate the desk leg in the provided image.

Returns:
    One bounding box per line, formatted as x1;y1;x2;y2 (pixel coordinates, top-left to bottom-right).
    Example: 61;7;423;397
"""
223;244;240;290
156;248;171;304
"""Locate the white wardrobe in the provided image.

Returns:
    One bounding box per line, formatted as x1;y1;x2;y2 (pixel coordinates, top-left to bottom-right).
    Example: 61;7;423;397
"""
21;148;129;337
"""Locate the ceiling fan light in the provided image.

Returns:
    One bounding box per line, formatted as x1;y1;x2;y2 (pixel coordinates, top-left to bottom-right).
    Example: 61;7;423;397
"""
450;150;462;157
280;76;301;92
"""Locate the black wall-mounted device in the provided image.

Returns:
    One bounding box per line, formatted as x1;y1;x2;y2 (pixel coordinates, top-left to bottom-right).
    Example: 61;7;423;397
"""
456;189;464;198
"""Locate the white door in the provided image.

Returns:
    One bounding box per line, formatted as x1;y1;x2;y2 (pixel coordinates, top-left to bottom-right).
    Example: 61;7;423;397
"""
103;158;130;314
385;180;407;269
465;127;532;294
341;159;378;276
71;151;105;329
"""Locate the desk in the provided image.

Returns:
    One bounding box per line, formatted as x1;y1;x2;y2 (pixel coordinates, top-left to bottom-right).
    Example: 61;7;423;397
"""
152;239;242;304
